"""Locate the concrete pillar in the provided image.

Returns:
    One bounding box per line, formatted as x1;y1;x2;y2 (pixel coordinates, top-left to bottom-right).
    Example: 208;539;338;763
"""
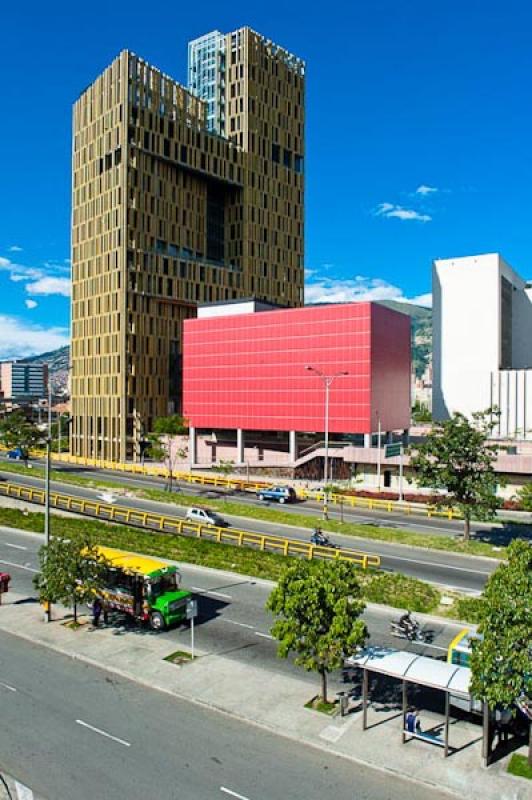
189;426;197;466
402;428;410;446
289;430;298;462
385;431;393;445
237;428;245;463
363;433;372;448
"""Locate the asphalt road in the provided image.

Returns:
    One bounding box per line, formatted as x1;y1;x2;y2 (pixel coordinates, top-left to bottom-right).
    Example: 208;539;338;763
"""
0;632;457;800
0;468;499;592
8;453;526;539
0;525;469;691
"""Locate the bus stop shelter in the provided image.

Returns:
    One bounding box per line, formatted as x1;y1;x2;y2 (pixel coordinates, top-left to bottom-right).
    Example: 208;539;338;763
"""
345;647;483;759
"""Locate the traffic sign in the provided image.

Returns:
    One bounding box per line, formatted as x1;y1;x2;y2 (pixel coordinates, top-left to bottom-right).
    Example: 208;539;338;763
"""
385;443;402;458
186;599;198;620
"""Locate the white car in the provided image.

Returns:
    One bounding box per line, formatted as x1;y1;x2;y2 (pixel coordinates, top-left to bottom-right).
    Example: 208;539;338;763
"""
185;507;229;527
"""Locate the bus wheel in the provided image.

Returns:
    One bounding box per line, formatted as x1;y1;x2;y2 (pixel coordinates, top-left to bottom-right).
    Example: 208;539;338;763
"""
150;611;166;631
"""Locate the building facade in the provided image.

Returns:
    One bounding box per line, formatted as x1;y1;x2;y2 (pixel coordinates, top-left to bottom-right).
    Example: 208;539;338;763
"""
433;253;532;437
182;301;411;466
0;361;48;402
71;28;305;461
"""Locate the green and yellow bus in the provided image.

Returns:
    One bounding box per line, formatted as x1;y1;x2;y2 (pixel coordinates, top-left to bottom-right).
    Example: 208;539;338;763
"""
447;628;481;667
93;546;193;631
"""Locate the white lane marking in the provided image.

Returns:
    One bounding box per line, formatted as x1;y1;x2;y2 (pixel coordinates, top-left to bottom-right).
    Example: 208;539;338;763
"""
0;558;38;573
75;719;131;747
5;542;27;551
14;781;34;800
0;681;17;692
381;552;492;576
191;586;233;600
220;787;252;800
223;618;254;629
254;632;274;640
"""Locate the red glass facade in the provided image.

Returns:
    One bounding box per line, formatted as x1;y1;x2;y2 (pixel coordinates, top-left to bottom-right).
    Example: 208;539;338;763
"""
183;302;410;434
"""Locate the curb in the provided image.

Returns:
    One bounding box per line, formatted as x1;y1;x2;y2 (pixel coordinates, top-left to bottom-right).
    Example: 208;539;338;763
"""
0;623;461;799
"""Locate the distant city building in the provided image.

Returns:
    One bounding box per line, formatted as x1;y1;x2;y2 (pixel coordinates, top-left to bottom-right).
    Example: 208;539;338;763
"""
0;361;48;401
71;27;305;462
182;301;411;472
433;253;532;437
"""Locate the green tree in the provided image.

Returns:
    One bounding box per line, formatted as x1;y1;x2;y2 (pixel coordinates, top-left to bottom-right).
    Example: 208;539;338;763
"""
409;409;500;541
266;560;368;703
33;532;110;624
470;540;532;764
411;400;432;424
213;459;235;478
50;413;71;453
0;410;45;465
517;483;532;512
148;415;188;492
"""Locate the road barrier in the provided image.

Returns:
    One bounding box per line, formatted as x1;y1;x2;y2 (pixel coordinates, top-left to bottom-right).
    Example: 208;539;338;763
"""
0;447;459;519
0;481;381;570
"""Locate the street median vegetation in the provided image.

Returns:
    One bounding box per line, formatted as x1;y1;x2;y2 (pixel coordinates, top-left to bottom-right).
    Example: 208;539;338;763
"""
0;506;441;613
0;460;510;560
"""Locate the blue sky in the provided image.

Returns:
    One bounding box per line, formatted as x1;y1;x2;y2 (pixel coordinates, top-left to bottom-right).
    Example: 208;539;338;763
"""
2;0;532;357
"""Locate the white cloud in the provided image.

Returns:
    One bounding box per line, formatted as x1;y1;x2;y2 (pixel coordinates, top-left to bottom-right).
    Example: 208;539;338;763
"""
415;185;438;196
305;275;430;307
0;256;71;293
8;245;23;252
25;299;38;309
375;202;431;223
403;292;432;308
25;277;71;297
0;315;69;360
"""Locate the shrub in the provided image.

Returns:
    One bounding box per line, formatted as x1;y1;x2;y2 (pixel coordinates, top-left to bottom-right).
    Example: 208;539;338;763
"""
362;572;440;613
517;483;532;511
449;595;484;624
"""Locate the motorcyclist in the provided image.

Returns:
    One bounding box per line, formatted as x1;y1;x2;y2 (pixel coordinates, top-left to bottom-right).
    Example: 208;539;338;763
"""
399;610;415;636
311;527;328;545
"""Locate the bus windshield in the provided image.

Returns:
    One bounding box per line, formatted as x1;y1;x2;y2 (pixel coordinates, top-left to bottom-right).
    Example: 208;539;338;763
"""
147;573;178;599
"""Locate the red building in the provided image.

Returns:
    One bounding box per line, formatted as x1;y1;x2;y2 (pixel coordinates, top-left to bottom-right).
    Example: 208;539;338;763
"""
182;301;410;468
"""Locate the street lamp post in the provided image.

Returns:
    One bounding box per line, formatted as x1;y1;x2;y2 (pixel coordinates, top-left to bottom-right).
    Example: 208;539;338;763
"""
305;366;349;519
44;385;52;622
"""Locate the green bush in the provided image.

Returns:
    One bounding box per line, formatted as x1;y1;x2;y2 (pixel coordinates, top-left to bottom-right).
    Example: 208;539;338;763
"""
448;595;484;624
360;572;440;613
517;482;532;511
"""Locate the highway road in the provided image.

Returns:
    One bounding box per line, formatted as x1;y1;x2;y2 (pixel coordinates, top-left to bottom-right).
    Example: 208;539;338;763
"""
0;467;501;592
4;453;529;541
0;525;469;691
0;633;456;800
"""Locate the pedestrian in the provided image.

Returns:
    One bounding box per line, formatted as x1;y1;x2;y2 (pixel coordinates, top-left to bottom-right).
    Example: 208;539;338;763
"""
405;708;417;734
92;597;102;627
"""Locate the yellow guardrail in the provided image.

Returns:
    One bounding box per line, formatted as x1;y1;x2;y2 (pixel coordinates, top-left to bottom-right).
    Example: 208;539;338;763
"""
0;446;458;520
0;481;381;570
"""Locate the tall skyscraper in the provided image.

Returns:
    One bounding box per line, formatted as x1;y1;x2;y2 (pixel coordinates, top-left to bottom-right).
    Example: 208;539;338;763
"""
71;28;305;461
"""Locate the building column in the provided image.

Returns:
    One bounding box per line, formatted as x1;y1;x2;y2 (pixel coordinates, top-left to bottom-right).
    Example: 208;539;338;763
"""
363;433;372;448
237;428;245;463
402;428;410;447
385;431;393;445
289;430;298;462
189;427;197;467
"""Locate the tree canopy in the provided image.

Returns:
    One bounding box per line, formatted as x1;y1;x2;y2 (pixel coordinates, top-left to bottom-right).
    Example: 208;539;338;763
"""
147;415;188;490
409;409;500;540
34;532;110;623
267;560;368;703
0;410;45;463
470;539;532;763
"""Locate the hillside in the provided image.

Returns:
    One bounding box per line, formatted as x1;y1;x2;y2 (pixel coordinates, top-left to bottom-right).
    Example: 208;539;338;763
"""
25;345;70;393
378;300;432;378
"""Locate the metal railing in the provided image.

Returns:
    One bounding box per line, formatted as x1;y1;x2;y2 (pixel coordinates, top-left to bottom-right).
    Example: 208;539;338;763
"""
0;481;381;570
0;447;459;519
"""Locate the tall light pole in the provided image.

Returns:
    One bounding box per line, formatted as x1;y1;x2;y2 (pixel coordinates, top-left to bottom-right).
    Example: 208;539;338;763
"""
305;366;349;519
44;383;52;622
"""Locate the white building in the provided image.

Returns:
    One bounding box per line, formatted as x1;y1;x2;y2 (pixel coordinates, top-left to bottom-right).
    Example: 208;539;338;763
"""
433;253;532;438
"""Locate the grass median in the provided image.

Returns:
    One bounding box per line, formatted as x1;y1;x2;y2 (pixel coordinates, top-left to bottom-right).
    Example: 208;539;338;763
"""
0;506;441;613
0;459;512;560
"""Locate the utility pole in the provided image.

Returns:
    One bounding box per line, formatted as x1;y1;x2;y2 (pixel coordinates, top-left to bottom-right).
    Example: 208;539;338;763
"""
398;444;404;502
376;413;382;491
305;366;349;519
44;383;52;622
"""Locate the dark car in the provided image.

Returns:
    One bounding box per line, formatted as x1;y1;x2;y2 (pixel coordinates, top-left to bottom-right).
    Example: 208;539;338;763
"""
257;486;297;504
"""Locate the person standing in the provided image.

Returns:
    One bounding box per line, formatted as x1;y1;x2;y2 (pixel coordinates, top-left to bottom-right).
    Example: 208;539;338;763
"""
92;597;102;627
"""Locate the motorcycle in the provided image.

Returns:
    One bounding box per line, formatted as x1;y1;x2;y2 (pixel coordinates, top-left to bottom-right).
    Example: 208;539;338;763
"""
310;529;339;549
390;617;426;643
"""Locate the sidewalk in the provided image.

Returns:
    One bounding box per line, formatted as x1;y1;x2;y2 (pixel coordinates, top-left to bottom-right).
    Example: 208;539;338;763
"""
0;767;40;800
0;593;528;800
